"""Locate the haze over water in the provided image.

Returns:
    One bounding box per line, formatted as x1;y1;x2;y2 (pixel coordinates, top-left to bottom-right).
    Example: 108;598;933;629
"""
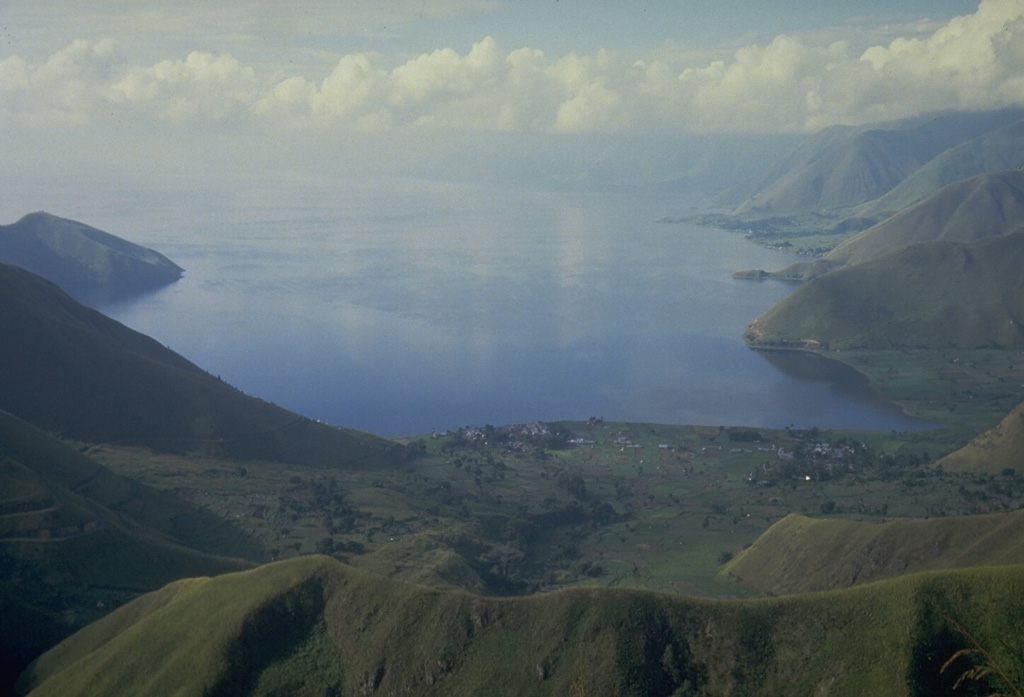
95;179;929;436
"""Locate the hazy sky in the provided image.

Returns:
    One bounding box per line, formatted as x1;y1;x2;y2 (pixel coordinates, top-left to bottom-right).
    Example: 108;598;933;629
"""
2;0;1023;203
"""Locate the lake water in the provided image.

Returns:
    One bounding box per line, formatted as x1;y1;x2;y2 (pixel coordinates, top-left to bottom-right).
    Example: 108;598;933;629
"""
92;179;930;436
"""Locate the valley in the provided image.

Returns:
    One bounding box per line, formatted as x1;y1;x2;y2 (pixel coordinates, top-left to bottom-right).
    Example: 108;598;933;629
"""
8;103;1024;695
77;405;1023;600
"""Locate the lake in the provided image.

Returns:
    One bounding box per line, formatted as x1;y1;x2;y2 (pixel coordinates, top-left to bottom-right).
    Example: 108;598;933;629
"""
92;178;930;436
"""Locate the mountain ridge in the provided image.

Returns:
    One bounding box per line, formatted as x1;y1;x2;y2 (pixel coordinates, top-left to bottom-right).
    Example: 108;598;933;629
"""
0;262;397;468
17;553;1024;697
731;109;1024;217
856;116;1024;220
0;409;257;693
829;169;1024;267
752;169;1024;281
744;232;1024;350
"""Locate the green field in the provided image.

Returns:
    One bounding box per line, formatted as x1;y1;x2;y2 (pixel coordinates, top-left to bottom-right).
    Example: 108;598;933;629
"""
834;348;1024;441
86;407;1024;600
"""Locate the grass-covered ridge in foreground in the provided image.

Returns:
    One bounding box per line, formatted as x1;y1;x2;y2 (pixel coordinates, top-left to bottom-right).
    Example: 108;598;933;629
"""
17;554;1024;697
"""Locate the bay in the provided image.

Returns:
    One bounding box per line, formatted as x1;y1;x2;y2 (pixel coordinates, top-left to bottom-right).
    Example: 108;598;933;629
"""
94;179;931;436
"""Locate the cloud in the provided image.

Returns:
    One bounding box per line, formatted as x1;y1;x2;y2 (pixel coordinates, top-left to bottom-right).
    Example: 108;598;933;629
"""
112;52;261;121
0;38;119;126
850;0;1024;118
675;0;1024;131
3;1;1024;135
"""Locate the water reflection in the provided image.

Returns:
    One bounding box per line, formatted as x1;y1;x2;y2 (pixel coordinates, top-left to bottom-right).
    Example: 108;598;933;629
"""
753;348;937;430
95;182;940;436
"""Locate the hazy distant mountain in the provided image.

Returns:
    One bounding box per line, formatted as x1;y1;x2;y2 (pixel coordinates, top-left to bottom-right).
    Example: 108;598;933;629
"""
0;263;397;467
17;553;1024;697
740;169;1024;281
827;170;1024;267
0;212;183;303
731;109;1024;217
857;117;1024;220
744;231;1024;350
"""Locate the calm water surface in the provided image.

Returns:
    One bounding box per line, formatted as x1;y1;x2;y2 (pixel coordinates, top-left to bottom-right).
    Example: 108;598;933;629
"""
96;180;930;436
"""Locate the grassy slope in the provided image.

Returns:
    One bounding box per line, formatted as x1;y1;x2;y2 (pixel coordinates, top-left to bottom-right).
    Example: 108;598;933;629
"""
719;509;1024;596
745;231;1024;350
17;554;1024;697
0;410;256;694
0;262;395;468
938;400;1024;474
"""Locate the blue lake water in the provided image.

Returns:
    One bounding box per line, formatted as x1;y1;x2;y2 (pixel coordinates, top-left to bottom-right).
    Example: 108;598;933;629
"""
94;179;931;436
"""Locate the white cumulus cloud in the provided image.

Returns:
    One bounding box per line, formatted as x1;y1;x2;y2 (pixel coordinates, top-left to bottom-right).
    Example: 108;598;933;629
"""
112;51;262;121
3;1;1024;135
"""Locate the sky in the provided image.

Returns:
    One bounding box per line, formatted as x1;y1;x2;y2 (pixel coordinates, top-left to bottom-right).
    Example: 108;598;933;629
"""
2;0;1024;201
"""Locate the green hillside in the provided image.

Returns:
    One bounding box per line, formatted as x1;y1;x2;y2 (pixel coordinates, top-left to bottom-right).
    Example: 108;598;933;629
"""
0;410;256;693
0;212;183;303
858;117;1024;220
938;399;1024;474
720;509;1024;596
17;554;1024;697
745;232;1024;350
0;263;396;468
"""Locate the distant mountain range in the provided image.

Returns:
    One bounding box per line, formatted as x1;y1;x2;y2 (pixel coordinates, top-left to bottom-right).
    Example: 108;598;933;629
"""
731;109;1024;350
0;212;183;303
729;108;1024;217
829;169;1024;266
752;169;1024;281
857;116;1024;221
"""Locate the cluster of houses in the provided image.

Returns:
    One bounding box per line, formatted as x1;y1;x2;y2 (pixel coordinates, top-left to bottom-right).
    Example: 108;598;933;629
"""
439;422;554;451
